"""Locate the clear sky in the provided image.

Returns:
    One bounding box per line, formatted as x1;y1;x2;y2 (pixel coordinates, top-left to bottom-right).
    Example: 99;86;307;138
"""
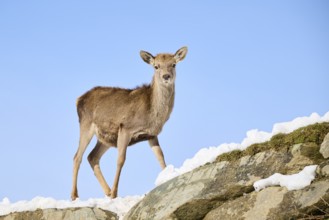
0;1;328;202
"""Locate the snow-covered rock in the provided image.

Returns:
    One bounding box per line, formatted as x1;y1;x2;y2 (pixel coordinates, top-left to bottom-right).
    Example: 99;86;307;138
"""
126;122;329;220
2;112;329;220
156;112;329;186
0;196;143;220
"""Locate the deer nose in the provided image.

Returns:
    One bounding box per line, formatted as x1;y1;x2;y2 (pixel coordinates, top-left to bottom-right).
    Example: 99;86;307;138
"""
163;74;171;80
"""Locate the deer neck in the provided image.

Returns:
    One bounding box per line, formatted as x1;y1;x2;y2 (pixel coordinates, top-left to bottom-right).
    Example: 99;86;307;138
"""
150;77;175;128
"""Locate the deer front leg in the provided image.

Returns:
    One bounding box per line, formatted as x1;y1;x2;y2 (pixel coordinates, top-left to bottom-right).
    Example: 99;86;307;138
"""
111;127;131;199
149;136;166;170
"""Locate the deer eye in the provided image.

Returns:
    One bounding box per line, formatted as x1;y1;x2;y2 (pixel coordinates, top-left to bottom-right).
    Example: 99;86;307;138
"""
155;65;160;69
172;64;176;68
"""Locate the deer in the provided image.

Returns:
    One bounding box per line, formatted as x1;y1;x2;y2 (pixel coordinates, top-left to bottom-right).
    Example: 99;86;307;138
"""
71;47;188;200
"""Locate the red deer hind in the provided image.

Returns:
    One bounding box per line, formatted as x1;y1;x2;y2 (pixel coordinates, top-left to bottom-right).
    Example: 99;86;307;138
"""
71;47;188;200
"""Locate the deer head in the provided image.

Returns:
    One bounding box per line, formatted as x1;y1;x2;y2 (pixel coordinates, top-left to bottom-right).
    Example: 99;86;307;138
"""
140;47;188;86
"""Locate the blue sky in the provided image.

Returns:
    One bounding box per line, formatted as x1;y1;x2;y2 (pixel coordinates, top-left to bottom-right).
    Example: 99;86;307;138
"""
0;1;328;202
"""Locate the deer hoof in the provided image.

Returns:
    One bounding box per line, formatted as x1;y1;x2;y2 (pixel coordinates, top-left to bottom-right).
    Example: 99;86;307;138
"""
111;190;118;199
71;194;79;201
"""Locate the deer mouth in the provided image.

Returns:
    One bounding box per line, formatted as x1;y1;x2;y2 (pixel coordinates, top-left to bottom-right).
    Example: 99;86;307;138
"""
163;79;173;85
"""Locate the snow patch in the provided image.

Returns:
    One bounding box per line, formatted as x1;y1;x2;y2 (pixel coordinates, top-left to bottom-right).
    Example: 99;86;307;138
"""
155;111;329;186
253;165;317;191
0;195;143;219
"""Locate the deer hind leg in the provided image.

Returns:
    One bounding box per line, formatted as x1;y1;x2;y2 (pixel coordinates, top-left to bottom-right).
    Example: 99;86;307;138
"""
71;121;94;201
111;127;131;198
149;136;166;170
87;141;112;197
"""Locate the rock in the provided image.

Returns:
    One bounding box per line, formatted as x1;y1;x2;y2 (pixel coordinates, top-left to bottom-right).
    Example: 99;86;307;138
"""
126;123;329;220
317;160;329;177
320;132;329;158
204;180;329;220
125;150;293;220
204;187;288;220
287;143;322;172
322;165;329;176
0;207;118;220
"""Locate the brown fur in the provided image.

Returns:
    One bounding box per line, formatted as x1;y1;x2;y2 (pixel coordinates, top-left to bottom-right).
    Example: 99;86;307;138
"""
77;85;155;145
71;47;187;200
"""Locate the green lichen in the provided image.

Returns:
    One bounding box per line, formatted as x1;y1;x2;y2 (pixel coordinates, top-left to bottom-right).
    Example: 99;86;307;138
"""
216;122;329;163
216;150;243;162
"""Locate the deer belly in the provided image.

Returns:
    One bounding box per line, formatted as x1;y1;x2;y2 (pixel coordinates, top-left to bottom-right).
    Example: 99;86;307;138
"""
95;126;154;146
95;126;118;146
129;133;155;146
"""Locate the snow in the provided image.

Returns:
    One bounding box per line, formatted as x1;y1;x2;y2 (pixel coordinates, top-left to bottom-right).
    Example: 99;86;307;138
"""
155;111;329;186
253;165;317;191
2;111;328;217
0;195;143;219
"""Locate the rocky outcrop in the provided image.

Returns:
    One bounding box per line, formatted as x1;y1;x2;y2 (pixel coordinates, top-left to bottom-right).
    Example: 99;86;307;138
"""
125;123;329;220
2;123;329;220
0;207;118;220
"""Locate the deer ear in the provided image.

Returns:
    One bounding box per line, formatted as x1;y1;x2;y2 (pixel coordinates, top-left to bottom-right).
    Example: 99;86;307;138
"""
140;50;155;65
174;46;188;63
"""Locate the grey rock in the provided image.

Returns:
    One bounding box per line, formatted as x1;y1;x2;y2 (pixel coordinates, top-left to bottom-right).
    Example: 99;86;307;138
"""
125;150;293;220
204;180;329;220
320;132;329;158
322;165;329;176
286;143;321;172
204;187;288;220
